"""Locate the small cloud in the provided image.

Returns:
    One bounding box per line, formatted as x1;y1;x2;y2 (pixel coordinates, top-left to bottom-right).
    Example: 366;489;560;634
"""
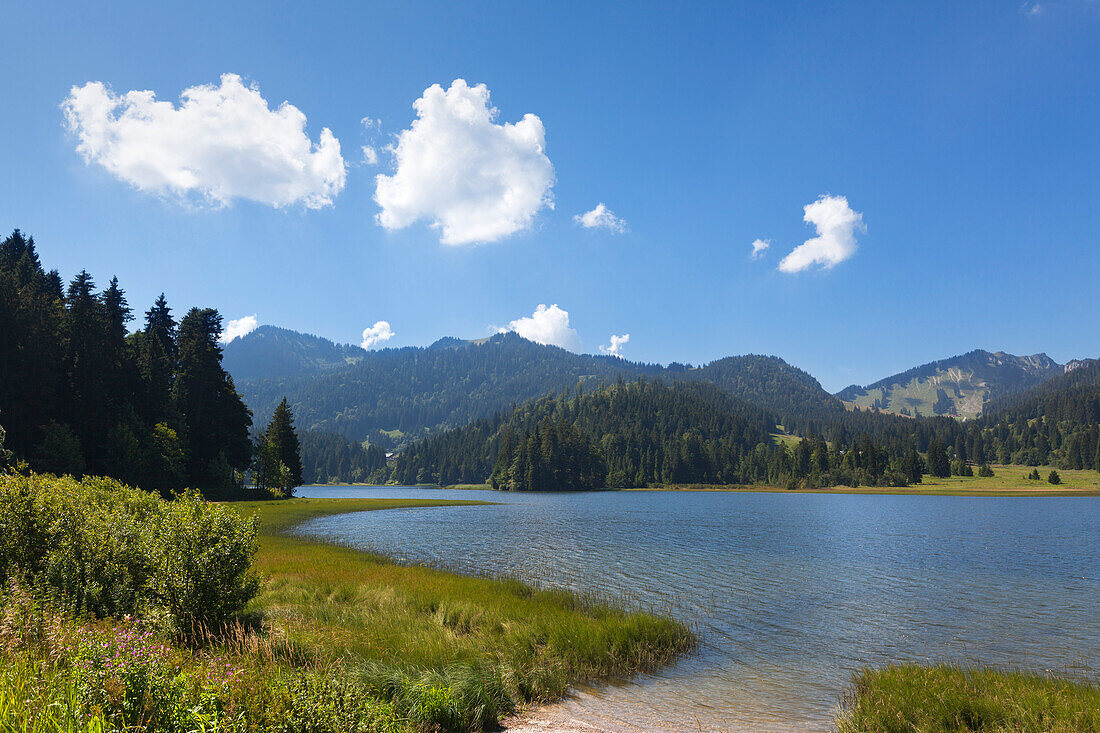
220;314;258;343
362;145;379;165
361;320;395;350
750;238;771;260
502;304;581;351
777;195;865;274
600;333;630;358
62;74;345;208
1020;2;1043;15
374;79;555;245
574;203;627;233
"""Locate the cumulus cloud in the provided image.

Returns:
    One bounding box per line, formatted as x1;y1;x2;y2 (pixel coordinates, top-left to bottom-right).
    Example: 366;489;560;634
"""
62;74;346;208
374;79;555;245
361;320;395;350
502;304;580;351
574;203;627;233
600;333;630;358
750;238;771;260
220;314;259;344
777;195;865;273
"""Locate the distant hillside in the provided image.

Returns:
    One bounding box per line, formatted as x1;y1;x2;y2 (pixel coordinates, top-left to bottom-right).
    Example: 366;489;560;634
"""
836;350;1064;419
223;327;842;443
983;359;1100;422
222;325;365;382
390;379;777;487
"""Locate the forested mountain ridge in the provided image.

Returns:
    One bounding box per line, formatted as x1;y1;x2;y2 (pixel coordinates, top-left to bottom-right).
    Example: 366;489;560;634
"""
836;349;1064;419
225;327;842;445
229;331;665;441
390;379;779;488
221;325;366;382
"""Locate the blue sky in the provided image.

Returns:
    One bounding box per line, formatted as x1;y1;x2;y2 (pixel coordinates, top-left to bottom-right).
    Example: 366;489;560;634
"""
3;0;1098;391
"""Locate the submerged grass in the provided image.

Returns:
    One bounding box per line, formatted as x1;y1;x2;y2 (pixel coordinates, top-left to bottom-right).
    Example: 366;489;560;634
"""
234;497;698;724
837;664;1100;733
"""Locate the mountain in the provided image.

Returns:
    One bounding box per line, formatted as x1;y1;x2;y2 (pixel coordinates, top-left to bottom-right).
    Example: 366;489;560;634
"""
222;325;366;382
389;378;778;487
836;350;1064;419
222;327;842;445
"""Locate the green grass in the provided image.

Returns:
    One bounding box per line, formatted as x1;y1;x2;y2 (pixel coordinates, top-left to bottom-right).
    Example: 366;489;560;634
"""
233;497;698;718
837;664;1100;732
627;465;1100;496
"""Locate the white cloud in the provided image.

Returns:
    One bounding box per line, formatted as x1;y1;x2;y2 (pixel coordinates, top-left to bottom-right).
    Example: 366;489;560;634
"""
1020;2;1043;15
574;203;627;233
502;304;580;351
777;195;865;274
600;333;630;358
750;238;771;260
62;73;346;208
361;320;395;350
362;145;379;165
220;314;258;344
374;79;555;245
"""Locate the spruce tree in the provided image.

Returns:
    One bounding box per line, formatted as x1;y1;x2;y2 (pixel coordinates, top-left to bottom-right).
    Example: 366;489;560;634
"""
266;398;303;491
925;438;950;478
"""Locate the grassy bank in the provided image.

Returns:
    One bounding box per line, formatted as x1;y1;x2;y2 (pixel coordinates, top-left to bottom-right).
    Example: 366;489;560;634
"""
837;664;1100;732
0;480;696;732
236;497;697;724
241;497;695;677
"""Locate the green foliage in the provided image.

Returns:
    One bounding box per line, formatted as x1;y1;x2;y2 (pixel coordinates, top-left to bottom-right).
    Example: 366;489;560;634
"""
0;231;254;498
977;462;994;477
837;664;1100;733
1048;469;1061;485
491;420;607;491
926;438;951;478
299;430;388;484
0;473;258;627
253;398;304;496
393;379;776;487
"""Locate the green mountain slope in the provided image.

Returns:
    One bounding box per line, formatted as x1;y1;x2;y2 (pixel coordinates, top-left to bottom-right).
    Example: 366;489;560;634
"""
389;379;777;487
836;350;1064;419
221;325;365;382
223;327;843;444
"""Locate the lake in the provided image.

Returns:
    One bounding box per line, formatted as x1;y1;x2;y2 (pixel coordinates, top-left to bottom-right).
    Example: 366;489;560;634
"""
296;486;1100;732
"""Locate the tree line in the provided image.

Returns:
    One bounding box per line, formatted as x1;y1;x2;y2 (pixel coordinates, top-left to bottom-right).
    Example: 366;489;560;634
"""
0;230;302;498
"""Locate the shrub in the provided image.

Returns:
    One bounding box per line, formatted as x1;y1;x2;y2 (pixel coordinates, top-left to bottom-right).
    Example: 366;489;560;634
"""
1048;469;1062;485
0;473;259;629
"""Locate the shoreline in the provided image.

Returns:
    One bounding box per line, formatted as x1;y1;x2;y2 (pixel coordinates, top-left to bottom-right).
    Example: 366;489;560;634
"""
324;477;1100;498
237;496;698;732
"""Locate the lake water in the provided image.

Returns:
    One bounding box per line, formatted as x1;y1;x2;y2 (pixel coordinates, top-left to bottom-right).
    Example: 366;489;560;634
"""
295;486;1100;732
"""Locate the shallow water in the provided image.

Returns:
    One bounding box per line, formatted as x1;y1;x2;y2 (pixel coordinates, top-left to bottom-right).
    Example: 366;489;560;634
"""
295;486;1100;732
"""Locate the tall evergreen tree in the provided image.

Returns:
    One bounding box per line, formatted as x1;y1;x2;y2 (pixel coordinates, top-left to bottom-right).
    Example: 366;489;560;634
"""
926;438;951;478
174;308;252;492
266;398;303;491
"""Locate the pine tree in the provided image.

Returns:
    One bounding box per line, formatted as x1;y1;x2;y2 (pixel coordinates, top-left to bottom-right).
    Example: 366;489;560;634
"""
175;308;252;493
266;398;304;491
926;438;950;478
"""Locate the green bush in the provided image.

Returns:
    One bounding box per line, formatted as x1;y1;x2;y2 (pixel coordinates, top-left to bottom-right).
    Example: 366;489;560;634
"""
0;473;259;628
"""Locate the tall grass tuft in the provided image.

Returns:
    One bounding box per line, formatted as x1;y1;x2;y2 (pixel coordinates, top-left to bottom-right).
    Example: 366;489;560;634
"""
837;664;1100;733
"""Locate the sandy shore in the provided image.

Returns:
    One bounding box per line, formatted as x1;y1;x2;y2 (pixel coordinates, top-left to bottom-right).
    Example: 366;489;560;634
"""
501;709;614;733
